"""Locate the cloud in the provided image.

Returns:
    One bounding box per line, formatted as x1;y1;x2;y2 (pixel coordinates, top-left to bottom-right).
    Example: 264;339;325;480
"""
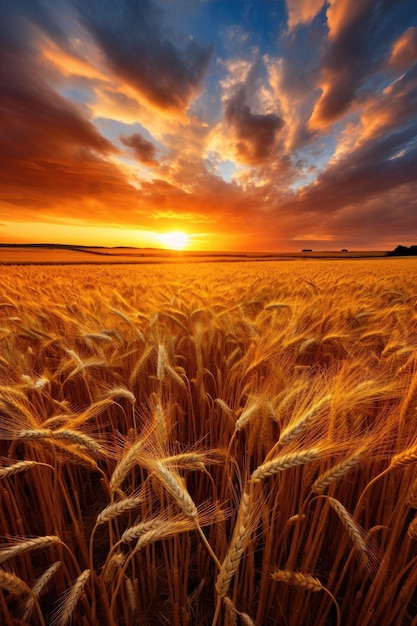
266;19;325;151
356;66;417;147
224;87;284;165
388;27;417;70
75;0;213;114
291;121;417;218
0;5;142;223
285;0;326;30
211;57;285;166
1;0;416;252
120;133;157;165
309;0;413;128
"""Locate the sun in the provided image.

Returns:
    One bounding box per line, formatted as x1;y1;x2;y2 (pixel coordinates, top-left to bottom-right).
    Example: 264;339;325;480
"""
159;231;189;251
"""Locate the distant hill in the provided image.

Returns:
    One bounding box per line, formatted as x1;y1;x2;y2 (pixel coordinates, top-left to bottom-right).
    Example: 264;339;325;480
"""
387;245;417;256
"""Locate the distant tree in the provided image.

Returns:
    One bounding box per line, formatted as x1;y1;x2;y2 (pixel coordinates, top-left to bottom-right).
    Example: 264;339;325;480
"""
387;245;417;256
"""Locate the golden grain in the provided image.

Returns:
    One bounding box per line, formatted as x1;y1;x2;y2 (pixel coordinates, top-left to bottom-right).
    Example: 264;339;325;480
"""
270;569;323;592
251;449;321;483
51;569;90;626
1;259;417;626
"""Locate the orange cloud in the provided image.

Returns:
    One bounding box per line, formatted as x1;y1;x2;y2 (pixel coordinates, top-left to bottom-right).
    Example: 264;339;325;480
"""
41;41;107;82
285;0;326;30
77;2;213;115
388;27;417;70
325;0;373;38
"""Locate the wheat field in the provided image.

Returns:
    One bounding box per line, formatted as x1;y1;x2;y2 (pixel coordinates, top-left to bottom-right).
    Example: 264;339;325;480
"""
0;258;416;625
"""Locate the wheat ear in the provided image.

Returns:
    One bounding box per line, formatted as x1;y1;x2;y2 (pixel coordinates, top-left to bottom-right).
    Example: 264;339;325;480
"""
51;569;90;626
327;496;368;566
278;394;331;445
103;552;126;584
0;535;61;564
216;489;251;598
16;428;106;458
121;516;165;544
0;568;47;626
271;569;341;626
312;449;364;494
96;495;144;525
110;436;151;493
0;568;31;595
271;569;323;591
24;561;61;620
251;449;321;483
390;444;417;468
407;515;417;540
212;489;252;625
154;461;198;518
0;460;53;478
124;576;137;614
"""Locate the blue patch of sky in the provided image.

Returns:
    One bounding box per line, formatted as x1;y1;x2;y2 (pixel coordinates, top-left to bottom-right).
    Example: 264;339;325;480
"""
187;2;289;124
93;118;163;151
203;153;240;183
216;159;239;183
195;1;286;54
290;133;338;190
59;86;92;105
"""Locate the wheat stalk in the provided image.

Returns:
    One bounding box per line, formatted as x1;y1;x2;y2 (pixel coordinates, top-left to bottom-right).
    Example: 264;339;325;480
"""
223;596;238;625
406;476;417;508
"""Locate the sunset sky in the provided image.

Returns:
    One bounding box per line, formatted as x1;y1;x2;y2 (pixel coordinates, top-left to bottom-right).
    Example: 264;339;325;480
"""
1;0;416;251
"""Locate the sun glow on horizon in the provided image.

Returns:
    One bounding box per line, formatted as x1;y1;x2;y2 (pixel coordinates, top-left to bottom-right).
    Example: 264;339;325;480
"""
158;231;189;251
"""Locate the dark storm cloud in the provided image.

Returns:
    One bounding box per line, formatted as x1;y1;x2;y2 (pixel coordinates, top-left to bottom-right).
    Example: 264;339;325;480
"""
224;87;284;165
310;0;417;127
75;0;214;113
120;133;157;165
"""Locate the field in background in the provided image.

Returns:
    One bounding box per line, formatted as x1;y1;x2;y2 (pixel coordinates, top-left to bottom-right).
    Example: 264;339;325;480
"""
1;259;417;625
0;245;388;265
